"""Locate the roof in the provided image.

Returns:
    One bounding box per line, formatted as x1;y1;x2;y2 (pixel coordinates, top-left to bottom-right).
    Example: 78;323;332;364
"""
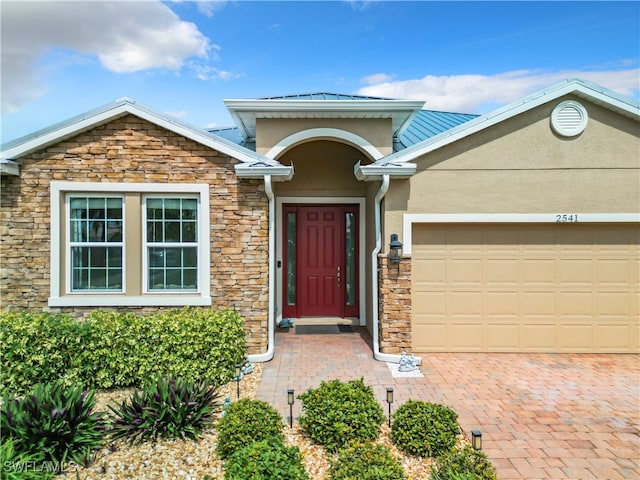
210;108;479;153
259;92;393;101
3;78;636;181
223;93;425;143
395;110;478;150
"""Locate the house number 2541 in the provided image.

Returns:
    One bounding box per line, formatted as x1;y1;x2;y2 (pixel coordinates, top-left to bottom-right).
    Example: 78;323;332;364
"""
555;214;579;223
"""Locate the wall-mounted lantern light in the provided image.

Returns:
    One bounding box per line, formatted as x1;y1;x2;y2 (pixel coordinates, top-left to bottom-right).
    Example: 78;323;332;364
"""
471;430;482;450
386;387;394;427
287;389;295;428
234;363;242;399
389;234;403;263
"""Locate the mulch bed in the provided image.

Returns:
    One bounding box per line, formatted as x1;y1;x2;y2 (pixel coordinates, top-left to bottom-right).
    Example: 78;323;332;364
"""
63;364;463;479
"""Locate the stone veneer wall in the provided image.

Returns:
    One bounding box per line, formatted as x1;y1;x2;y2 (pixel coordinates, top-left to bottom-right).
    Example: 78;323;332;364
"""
0;115;270;354
378;255;412;353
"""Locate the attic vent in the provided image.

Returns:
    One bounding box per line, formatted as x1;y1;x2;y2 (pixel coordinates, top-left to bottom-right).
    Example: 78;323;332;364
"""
551;100;588;137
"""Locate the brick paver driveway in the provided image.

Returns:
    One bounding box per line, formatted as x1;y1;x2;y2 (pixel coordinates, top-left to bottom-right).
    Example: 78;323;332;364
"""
256;328;640;479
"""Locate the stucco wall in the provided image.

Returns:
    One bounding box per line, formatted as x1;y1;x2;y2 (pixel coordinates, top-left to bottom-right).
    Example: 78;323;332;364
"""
0;115;270;354
256;118;393;157
383;96;640;240
274;140;367;197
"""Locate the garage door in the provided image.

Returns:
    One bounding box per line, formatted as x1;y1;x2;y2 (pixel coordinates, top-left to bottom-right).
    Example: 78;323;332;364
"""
412;223;639;353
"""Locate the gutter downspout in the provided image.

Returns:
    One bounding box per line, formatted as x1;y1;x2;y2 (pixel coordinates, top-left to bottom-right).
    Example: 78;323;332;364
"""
247;175;275;363
372;175;421;364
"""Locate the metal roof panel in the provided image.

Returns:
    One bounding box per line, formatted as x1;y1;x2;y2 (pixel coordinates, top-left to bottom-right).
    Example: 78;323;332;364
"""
259;92;393;101
395;110;478;151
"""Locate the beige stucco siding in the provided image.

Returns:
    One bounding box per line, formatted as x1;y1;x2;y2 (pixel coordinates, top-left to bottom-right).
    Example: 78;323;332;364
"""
383;96;640;241
274;141;367;198
256;118;393;157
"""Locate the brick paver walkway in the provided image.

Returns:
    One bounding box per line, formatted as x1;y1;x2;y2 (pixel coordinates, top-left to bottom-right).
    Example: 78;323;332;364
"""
255;327;640;479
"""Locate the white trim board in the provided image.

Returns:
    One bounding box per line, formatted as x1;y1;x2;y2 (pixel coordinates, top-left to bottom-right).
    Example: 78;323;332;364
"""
402;213;640;255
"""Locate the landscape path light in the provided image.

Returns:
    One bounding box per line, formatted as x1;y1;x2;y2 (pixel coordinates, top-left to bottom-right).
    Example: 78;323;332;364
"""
386;387;394;427
471;430;482;450
234;363;241;399
287;389;295;428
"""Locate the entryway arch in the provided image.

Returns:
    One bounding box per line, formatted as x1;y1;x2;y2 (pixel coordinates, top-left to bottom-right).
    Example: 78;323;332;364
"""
265;127;384;161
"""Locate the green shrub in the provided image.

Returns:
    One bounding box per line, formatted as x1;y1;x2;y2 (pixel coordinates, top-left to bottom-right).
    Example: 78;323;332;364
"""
430;445;497;480
108;376;220;443
0;381;106;467
297;378;384;452
1;307;247;394
0;437;54;480
390;400;459;458
431;471;479;480
78;307;247;389
329;441;406;480
216;399;284;460
0;312;86;395
223;437;310;480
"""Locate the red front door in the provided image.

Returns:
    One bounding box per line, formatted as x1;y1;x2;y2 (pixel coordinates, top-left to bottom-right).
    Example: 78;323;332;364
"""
283;204;359;318
299;206;341;316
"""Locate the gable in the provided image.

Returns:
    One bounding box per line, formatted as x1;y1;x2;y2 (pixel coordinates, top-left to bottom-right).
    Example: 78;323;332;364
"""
376;78;640;168
13;114;246;175
1;98;289;178
414;94;640;172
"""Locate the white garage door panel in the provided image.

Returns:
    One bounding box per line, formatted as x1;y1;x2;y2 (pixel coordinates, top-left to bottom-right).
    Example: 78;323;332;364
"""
412;223;640;353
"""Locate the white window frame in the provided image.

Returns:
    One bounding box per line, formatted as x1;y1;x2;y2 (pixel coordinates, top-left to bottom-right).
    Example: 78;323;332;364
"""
49;182;211;307
67;193;125;294
142;194;200;294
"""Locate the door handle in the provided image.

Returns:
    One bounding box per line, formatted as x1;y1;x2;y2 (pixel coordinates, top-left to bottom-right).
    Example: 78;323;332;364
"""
336;266;341;286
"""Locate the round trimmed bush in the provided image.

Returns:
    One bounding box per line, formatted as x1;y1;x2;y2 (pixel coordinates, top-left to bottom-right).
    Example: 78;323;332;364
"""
298;378;384;451
430;445;497;480
223;437;310;480
329;441;406;480
390;400;459;458
216;399;284;460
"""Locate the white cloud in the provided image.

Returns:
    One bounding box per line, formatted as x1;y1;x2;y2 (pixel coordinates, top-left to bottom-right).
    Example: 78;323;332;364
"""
196;1;228;18
361;73;395;85
1;0;212;113
358;69;640;113
191;64;244;81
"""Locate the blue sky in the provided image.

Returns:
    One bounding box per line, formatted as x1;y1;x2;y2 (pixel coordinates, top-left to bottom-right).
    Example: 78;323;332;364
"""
1;1;639;144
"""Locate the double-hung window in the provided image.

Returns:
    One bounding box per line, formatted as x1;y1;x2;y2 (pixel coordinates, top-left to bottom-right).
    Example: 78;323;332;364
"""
69;196;124;292
145;197;199;292
50;182;211;307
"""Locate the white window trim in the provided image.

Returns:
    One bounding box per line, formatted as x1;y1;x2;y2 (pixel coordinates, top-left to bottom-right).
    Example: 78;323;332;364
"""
50;182;211;307
402;213;640;255
66;193;126;294
142;194;200;294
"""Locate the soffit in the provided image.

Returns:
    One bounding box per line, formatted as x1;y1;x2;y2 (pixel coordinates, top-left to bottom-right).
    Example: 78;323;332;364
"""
224;97;425;142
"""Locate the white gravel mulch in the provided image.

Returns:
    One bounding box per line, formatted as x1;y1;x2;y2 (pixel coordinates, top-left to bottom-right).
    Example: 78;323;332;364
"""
63;364;465;479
